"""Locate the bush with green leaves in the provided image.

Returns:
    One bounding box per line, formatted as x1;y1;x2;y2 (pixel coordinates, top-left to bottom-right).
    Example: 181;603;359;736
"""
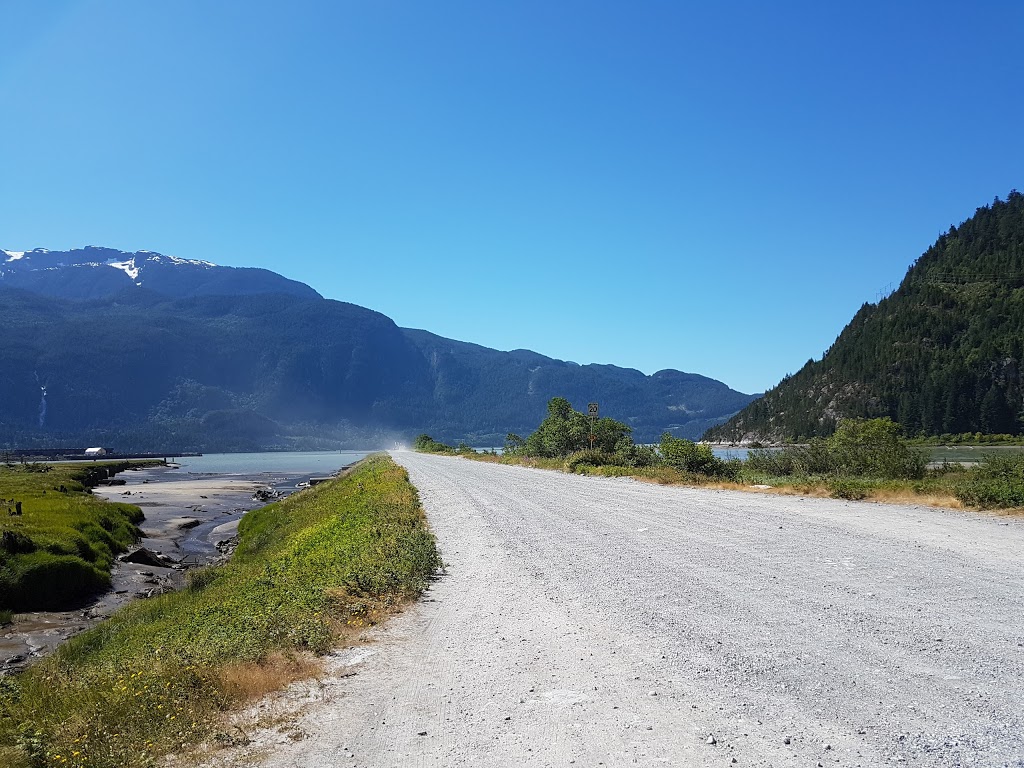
827;478;872;500
413;434;456;453
659;433;738;479
507;398;735;477
519;398;632;458
746;418;925;480
955;453;1024;508
612;436;659;468
504;433;526;454
565;450;619;473
746;441;832;476
413;434;479;455
826;418;926;479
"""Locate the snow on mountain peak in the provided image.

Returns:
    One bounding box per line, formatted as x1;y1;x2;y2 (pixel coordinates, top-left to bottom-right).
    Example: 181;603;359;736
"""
107;258;140;281
4;247;218;269
0;245;315;300
157;254;216;268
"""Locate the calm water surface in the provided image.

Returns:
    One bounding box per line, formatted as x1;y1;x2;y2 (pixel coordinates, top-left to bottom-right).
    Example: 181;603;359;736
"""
712;447;752;460
174;450;373;475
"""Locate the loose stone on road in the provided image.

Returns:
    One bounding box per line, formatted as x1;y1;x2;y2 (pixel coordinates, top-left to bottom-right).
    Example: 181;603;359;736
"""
210;452;1024;767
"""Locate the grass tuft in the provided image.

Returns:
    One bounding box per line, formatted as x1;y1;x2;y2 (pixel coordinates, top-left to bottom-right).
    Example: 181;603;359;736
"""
216;653;321;702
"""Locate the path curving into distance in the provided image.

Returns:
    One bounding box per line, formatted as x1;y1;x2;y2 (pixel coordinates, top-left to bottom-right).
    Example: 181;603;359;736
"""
215;452;1024;768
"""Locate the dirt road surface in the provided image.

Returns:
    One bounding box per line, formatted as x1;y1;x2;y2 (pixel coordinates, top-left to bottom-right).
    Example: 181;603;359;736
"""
215;452;1024;767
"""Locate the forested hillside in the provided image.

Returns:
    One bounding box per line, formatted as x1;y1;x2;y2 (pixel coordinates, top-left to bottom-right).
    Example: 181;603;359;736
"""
706;191;1024;442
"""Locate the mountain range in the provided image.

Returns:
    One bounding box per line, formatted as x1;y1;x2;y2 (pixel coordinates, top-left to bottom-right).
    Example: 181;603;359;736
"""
0;246;318;301
705;191;1024;442
0;246;757;450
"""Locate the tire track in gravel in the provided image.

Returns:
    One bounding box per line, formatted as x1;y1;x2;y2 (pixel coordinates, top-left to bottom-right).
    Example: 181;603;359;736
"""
213;453;1024;768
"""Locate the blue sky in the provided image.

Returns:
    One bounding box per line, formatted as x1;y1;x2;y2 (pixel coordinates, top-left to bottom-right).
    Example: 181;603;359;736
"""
2;1;1022;394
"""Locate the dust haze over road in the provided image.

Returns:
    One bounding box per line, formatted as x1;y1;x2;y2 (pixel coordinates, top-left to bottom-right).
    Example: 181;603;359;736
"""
222;452;1024;767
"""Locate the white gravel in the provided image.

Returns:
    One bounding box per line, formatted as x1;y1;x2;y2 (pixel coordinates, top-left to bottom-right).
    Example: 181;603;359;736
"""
211;452;1024;768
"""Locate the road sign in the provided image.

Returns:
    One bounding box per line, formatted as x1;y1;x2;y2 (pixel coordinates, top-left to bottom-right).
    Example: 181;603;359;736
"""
588;402;599;417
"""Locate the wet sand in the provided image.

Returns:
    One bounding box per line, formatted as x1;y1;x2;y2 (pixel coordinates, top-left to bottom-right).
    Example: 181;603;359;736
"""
0;464;317;671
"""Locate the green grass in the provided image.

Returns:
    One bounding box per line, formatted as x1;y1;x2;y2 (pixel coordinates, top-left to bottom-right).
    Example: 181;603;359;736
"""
0;462;158;611
0;455;441;768
732;469;966;503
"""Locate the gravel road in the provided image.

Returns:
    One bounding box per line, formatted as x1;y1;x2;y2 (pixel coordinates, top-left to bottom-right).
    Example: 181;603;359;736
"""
218;452;1024;768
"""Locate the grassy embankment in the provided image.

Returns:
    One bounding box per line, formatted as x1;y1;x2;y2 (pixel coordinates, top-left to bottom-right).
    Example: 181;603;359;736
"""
0;455;441;768
439;448;969;507
0;461;160;612
417;436;1024;512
